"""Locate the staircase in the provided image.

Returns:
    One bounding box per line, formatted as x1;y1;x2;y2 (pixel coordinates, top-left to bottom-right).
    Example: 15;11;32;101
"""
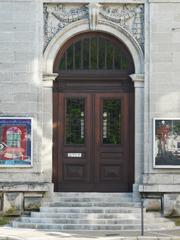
12;192;175;231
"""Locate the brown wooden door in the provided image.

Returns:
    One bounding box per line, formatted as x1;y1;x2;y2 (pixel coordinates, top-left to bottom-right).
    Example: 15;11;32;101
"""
94;93;130;192
53;32;135;192
53;91;133;192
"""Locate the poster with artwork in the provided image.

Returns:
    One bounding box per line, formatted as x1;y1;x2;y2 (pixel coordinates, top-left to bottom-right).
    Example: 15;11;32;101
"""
0;117;32;167
154;118;180;168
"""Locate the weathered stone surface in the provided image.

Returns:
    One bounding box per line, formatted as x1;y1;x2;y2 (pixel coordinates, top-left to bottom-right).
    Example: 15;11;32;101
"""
164;194;180;217
144;199;161;211
3;192;23;216
0;183;52;192
0;193;2;211
24;197;42;211
0;0;180;207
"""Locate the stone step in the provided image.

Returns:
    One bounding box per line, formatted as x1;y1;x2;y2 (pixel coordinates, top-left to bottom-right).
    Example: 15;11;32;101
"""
42;201;140;208
20;217;170;224
39;206;141;213
51;192;133;198
12;222;175;231
43;197;133;203
12;192;176;233
31;212;146;219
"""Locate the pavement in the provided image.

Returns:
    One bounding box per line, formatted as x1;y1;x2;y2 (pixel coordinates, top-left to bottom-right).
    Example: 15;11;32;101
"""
1;227;180;240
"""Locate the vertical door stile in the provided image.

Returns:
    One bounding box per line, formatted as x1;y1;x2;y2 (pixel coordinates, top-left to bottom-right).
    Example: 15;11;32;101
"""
52;91;59;189
94;93;100;186
58;93;64;191
91;93;95;186
87;94;92;183
122;93;129;189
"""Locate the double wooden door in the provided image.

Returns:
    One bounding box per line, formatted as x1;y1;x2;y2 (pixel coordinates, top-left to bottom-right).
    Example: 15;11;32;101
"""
53;90;134;192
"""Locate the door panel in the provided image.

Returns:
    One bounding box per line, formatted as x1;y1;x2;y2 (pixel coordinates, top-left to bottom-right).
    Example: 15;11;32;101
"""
55;93;92;191
94;93;130;191
53;92;133;192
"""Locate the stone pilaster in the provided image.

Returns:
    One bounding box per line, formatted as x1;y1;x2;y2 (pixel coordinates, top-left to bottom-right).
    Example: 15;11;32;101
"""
42;73;58;183
129;74;144;200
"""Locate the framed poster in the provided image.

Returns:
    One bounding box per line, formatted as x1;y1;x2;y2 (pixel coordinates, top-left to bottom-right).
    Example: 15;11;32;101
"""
153;118;180;168
0;117;33;167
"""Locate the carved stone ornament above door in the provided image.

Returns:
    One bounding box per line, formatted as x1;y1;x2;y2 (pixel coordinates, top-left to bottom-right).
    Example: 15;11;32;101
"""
43;3;144;51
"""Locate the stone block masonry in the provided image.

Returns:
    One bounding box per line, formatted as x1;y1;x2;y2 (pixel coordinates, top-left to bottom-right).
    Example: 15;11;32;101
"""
0;0;180;220
142;1;180;202
0;0;53;214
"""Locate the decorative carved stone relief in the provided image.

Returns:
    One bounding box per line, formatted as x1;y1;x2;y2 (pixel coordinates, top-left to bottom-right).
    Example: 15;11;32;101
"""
43;3;144;51
88;2;101;30
99;4;144;48
43;4;88;49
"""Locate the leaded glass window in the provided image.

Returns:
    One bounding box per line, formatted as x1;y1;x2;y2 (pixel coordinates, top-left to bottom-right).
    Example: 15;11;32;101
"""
103;99;121;144
65;98;85;144
58;36;130;71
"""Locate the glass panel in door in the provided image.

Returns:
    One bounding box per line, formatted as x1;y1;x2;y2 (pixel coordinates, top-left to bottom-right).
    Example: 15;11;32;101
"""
65;98;85;144
102;99;121;144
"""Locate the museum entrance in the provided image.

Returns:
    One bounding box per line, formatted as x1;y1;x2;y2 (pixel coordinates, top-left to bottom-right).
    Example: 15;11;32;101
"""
53;32;135;192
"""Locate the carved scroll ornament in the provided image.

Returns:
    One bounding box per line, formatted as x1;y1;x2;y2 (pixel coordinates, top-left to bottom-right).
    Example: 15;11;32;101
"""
43;3;144;51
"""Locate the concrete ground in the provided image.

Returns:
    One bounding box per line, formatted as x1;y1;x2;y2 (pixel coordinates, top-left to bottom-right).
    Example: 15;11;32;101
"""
1;227;180;240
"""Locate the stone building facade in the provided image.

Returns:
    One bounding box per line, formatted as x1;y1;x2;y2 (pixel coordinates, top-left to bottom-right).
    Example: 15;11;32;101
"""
0;0;180;215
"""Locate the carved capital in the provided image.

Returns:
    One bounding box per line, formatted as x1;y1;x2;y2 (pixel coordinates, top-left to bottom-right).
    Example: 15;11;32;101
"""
43;73;58;88
129;73;144;88
87;2;101;30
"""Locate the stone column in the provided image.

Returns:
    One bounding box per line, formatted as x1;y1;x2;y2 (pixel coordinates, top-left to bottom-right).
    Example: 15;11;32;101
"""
42;73;58;192
129;74;144;200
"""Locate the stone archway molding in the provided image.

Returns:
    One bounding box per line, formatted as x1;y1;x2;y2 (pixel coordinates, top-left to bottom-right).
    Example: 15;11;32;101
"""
43;19;144;75
42;19;144;198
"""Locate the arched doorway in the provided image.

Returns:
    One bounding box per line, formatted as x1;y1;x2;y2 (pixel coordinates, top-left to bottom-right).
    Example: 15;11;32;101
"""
53;32;135;192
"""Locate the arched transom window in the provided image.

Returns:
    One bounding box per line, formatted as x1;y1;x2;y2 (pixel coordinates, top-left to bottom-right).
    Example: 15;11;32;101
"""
54;32;134;74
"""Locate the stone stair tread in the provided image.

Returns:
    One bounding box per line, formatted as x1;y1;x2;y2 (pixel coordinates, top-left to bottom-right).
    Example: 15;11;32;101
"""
42;200;135;204
13;222;175;231
40;206;141;209
42;203;140;207
30;212;146;218
13;222;174;227
19;217;170;224
11;192;176;232
52;193;133;196
39;209;142;214
43;198;133;202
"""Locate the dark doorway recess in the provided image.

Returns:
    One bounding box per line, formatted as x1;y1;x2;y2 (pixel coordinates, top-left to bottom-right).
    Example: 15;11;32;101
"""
53;32;135;192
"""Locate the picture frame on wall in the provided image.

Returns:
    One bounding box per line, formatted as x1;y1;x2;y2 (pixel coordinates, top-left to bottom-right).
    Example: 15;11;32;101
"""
0;117;33;167
153;118;180;168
